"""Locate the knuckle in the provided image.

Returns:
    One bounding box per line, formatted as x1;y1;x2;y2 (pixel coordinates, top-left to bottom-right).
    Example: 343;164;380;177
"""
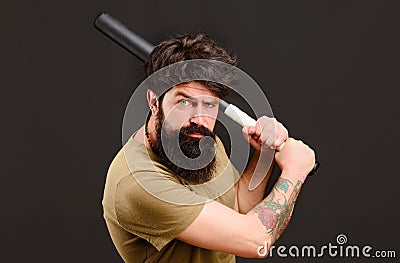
259;116;269;125
283;129;288;138
278;132;286;141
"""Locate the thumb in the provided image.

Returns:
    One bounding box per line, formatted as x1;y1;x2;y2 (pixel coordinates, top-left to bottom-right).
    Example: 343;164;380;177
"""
242;126;256;141
243;125;256;135
242;126;261;151
242;126;251;142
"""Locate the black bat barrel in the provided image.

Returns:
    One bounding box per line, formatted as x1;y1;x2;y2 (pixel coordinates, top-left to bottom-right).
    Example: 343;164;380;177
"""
94;12;155;63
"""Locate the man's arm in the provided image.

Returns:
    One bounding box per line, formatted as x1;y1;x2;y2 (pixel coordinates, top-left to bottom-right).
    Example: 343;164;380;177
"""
235;150;274;214
235;117;288;214
251;174;302;247
177;138;315;258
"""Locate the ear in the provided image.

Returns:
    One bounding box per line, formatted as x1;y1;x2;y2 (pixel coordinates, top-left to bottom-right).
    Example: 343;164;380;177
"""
147;89;159;116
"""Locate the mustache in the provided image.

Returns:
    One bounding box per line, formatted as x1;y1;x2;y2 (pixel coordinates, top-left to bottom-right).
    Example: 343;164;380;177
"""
179;123;215;138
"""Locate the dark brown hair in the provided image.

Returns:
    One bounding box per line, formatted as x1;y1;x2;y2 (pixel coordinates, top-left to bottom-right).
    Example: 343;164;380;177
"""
145;34;237;98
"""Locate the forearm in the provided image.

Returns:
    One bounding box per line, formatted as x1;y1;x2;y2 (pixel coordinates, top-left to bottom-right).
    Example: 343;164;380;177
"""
247;171;304;249
237;150;274;213
178;139;314;258
178;173;304;258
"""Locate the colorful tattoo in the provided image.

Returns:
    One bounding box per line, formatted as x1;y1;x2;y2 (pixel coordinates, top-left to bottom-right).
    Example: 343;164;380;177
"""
253;178;302;243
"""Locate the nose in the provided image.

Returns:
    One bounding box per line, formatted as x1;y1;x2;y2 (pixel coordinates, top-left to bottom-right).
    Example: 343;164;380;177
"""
186;100;215;128
189;114;206;127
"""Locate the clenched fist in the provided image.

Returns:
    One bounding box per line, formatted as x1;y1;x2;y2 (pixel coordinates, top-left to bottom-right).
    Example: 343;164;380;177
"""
242;116;288;151
275;138;316;181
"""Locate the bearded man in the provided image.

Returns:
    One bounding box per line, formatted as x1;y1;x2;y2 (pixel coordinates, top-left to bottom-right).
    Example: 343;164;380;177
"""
102;34;315;262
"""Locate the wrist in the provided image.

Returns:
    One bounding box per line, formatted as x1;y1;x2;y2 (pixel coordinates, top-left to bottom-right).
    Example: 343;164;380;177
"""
280;169;307;183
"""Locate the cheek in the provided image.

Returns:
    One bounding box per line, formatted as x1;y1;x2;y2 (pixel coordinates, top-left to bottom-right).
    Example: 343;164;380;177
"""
163;107;192;129
206;116;217;129
204;107;218;122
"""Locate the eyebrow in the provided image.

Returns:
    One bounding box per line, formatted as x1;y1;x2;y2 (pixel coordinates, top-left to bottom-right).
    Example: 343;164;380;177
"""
174;91;218;102
174;91;193;99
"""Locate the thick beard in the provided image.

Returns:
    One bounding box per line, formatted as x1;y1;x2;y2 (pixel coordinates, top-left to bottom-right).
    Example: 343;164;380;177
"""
149;109;217;185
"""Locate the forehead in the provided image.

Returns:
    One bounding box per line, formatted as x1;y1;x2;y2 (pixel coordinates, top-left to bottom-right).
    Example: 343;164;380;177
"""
166;82;218;98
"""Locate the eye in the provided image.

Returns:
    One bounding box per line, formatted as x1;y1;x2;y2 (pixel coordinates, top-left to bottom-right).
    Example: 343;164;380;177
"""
204;102;216;108
180;99;190;107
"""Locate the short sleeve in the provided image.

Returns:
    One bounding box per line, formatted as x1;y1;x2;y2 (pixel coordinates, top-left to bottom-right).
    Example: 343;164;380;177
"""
115;174;206;251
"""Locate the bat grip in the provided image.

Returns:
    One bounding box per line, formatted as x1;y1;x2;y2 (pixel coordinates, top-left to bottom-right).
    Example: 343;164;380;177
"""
224;104;320;176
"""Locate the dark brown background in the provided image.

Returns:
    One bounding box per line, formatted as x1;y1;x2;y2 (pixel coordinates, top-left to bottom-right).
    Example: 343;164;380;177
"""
2;1;399;262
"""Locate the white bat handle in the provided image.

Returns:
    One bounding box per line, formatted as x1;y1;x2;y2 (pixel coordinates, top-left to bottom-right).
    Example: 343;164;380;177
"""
224;104;256;127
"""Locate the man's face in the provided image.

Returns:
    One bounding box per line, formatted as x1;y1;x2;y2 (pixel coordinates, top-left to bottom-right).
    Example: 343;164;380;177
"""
161;81;220;134
151;82;220;185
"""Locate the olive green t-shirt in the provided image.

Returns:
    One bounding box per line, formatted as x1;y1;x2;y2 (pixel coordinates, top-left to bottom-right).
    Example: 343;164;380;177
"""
102;135;240;263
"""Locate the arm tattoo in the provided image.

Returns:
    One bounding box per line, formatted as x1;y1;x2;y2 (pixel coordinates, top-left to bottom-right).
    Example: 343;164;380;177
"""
252;178;303;243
